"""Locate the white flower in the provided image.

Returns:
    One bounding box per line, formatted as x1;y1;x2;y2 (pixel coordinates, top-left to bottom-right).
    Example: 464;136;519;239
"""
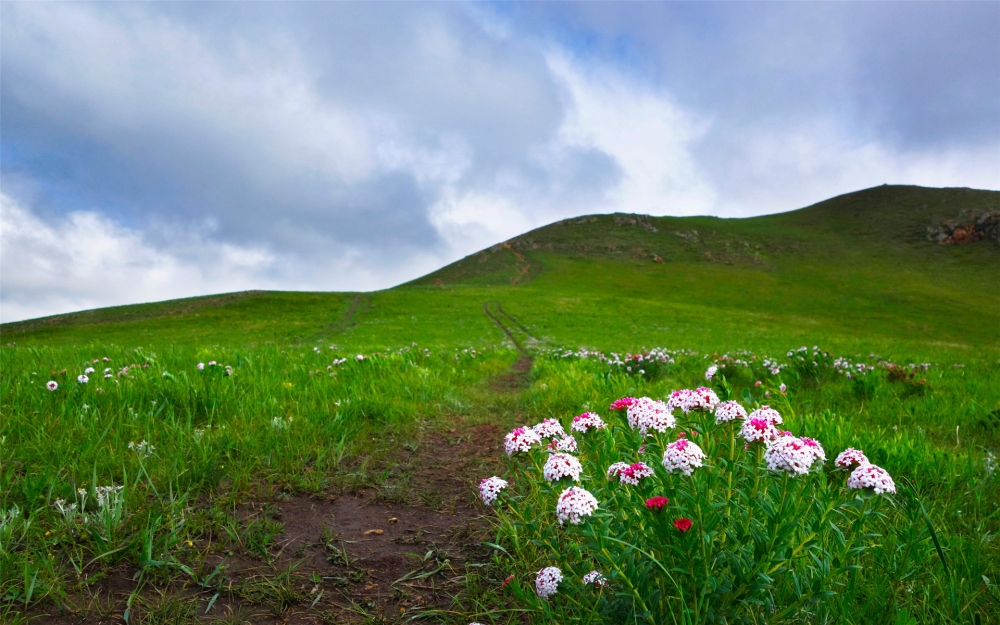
84;367;95;374
532;418;566;439
77;374;89;384
626;397;676;434
764;436;818;475
705;365;718;380
197;363;205;370
779;383;787;393
504;427;541;455
547;436;578;453
543;453;583;482
535;566;563;598
835;447;869;469
128;440;156;460
271;416;292;431
583;570;607;587
46;381;58;391
847;464;896;494
356;354;365;361
479;476;508;506
714;400;747;424
662;439;706;475
570;412;606;433
748;405;783;424
555;486;599;525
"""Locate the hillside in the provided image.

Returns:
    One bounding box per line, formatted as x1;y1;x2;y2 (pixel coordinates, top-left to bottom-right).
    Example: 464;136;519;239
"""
2;184;998;357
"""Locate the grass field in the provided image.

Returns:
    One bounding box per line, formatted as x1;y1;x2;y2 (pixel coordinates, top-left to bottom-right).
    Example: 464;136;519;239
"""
1;185;998;623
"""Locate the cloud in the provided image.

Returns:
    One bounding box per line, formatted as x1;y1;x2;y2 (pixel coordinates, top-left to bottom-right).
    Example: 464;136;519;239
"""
1;2;997;322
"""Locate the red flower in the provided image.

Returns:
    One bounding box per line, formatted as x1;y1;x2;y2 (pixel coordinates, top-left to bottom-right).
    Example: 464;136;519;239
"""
674;517;693;532
645;496;669;511
501;574;514;588
677;431;687;438
609;396;638;411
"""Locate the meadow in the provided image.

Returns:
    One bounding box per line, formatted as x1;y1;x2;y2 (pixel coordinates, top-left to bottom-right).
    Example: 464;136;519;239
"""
1;185;998;623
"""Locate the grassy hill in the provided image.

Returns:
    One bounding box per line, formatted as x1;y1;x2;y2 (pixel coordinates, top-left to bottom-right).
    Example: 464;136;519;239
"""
3;184;998;358
2;184;999;624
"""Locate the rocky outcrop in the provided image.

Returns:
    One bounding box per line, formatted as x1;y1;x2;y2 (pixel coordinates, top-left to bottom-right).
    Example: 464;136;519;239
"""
927;210;999;245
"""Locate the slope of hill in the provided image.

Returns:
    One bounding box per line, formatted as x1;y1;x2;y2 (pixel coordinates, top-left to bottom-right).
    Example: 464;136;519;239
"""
2;185;998;357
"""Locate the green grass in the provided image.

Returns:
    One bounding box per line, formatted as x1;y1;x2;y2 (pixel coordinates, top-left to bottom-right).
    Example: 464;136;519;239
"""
1;184;998;622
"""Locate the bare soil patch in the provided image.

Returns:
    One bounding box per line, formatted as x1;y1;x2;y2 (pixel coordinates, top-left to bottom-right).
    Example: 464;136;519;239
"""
31;425;505;624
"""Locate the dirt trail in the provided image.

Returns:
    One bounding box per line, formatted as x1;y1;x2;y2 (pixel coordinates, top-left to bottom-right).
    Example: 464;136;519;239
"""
36;426;503;624
500;242;531;285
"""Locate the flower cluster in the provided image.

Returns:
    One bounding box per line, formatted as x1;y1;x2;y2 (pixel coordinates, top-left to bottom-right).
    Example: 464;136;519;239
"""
748;405;782;424
764;435;820;475
128;440;156;460
847;464;896;494
582;570;607;587
571;412;606;433
536;566;563;598
555;486;599;525
740;417;779;443
835;447;869;468
662;439;707;475
714;400;747;424
479;476;508;506
626;397;676;434
544;453;583;482
547;436;578;453
533;418;566;439
609;396;638;411
705;365;718;380
616;462;655;486
682;387;721;412
505;427;541;455
645;495;669;511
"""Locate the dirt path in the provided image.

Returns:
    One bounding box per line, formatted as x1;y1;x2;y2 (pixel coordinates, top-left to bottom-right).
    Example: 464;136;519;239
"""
500;242;531;285
483;302;533;391
37;426;503;624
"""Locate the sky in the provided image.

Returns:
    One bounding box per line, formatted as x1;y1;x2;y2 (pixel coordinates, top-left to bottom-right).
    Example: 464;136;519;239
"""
1;1;998;323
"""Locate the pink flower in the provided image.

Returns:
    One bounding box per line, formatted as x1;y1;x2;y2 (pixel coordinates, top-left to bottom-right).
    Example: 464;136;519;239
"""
547;436;578;453
606;462;630;479
609;397;638;411
645;496;669;511
674;517;693;532
555;487;599;525
662;439;707;475
779;383;787;393
799;437;827;463
479;476;508;506
755;380;762;387
740;417;779;444
714;400;747;424
535;566;563;598
618;462;655;486
501;574;514;588
683;387;720;412
532;418;566;439
748;405;783;424
504;427;541;455
582;570;607;587
543;453;583;482
571;412;607;433
835;447;869;469
46;381;58;391
847;464;896;494
765;435;819;475
626;397;676;434
197;363;205;371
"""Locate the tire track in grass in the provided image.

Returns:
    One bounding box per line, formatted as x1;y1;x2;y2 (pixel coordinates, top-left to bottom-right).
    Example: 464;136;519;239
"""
315;293;368;341
484;302;533;390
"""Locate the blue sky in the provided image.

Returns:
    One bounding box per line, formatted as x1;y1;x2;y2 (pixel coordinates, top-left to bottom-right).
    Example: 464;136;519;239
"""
1;1;998;322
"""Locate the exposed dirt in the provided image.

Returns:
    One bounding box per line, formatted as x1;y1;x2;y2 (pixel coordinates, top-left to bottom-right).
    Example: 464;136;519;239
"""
30;425;506;624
